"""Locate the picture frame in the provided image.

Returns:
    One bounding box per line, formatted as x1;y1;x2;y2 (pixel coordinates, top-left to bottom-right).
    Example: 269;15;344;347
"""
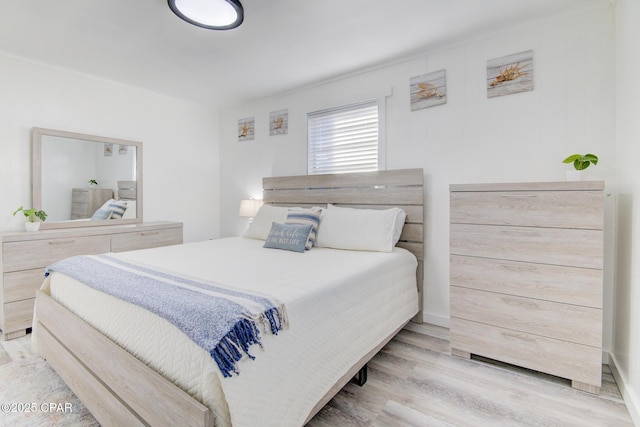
238;117;255;141
410;69;446;110
269;109;288;136
487;50;533;98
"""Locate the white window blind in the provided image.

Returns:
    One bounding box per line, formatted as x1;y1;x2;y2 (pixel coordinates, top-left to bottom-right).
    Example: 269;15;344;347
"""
307;100;379;175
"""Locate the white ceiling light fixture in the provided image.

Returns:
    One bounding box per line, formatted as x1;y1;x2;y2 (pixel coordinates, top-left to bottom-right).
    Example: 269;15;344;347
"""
168;0;244;30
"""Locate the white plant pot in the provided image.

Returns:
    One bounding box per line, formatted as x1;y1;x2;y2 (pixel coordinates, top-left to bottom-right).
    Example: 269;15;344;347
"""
565;170;583;181
24;222;41;232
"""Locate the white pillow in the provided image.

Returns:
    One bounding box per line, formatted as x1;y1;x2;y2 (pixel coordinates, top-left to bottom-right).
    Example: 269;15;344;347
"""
243;205;292;240
122;200;136;219
325;204;407;245
392;208;407;245
316;205;405;252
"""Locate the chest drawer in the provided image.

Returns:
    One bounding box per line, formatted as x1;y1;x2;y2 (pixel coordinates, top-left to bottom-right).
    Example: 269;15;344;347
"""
450;223;603;269
111;227;183;252
450;255;602;308
71;202;88;217
3;235;111;272
450;190;604;229
450;286;602;347
72;190;89;204
450;318;602;387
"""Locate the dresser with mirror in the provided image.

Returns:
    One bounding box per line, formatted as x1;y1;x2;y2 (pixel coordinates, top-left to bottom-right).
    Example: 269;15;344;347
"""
0;128;183;340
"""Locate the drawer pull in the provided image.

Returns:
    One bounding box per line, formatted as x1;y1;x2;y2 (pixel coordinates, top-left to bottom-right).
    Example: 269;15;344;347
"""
49;239;76;245
502;331;534;342
140;232;160;236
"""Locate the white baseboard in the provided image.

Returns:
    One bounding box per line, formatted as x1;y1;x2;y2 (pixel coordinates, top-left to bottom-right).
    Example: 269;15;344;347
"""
422;312;449;328
608;352;640;426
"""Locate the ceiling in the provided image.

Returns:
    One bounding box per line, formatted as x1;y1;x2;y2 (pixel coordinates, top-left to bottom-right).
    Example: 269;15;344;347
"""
0;0;606;108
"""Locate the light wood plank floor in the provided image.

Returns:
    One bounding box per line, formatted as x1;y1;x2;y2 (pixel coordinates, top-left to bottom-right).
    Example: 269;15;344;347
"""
0;324;633;426
308;323;634;427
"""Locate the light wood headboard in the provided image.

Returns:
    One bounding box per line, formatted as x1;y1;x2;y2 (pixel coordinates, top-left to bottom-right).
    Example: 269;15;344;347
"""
263;168;424;322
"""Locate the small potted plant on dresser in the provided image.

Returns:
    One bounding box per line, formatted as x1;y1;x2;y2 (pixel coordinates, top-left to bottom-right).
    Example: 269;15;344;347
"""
562;153;598;181
12;206;48;231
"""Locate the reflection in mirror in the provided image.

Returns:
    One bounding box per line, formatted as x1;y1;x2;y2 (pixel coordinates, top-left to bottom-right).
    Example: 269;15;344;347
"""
32;128;143;229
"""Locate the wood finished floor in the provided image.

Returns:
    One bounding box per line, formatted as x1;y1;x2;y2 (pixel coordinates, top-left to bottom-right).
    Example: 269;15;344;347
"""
307;323;633;427
0;324;633;426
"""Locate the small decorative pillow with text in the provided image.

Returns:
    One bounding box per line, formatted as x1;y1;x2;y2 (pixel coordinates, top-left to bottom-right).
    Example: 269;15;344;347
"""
244;205;293;240
285;207;322;250
263;222;313;253
107;201;128;219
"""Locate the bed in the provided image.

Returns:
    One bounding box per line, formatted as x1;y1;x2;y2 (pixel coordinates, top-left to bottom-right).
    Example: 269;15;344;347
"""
33;168;424;426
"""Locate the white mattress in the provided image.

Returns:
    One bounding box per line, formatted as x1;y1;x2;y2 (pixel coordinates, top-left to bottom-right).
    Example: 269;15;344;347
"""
40;237;418;427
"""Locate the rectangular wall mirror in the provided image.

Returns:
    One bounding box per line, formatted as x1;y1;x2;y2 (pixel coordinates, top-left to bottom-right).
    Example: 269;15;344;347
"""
32;127;143;229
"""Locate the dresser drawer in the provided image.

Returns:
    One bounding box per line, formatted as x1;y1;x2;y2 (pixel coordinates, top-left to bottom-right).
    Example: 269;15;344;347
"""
450;286;602;347
3;269;45;303
2;298;35;331
450;190;603;229
450;255;602;308
111;227;183;252
450;318;601;387
2;235;111;272
450;224;603;269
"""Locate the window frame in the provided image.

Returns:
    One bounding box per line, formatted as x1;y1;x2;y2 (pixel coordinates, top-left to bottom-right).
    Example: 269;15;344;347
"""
306;98;386;175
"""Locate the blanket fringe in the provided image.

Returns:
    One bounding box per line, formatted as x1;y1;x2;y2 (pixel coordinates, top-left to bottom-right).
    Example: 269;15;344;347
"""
212;306;288;378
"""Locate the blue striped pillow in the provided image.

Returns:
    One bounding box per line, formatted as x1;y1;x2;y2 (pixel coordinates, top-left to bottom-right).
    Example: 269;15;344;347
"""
107;201;128;219
285;208;322;250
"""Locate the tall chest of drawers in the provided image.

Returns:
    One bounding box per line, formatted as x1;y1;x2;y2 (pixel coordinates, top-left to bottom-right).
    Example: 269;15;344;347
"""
0;221;183;340
71;188;114;219
449;181;604;394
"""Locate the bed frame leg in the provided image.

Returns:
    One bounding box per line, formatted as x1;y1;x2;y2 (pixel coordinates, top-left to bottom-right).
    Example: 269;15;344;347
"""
353;364;367;386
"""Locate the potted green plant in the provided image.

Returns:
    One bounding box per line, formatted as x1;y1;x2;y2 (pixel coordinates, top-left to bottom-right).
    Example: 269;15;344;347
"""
562;153;598;181
12;206;48;231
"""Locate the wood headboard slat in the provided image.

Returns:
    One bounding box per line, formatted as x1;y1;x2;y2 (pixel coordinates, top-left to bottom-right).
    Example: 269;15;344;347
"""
263;186;422;205
263;168;424;190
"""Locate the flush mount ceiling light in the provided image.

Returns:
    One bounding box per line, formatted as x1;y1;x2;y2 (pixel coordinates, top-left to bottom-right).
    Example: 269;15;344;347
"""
168;0;244;30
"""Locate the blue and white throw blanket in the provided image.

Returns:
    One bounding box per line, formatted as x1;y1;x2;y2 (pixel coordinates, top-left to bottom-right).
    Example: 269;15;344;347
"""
45;254;288;378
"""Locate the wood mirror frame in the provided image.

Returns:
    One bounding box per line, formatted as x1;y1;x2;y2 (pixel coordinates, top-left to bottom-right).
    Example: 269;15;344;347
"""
32;127;143;229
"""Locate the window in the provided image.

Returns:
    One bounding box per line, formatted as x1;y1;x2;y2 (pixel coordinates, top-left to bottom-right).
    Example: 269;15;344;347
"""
307;100;379;175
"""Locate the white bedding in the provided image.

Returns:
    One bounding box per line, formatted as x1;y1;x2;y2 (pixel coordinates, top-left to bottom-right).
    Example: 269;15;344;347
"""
39;237;418;427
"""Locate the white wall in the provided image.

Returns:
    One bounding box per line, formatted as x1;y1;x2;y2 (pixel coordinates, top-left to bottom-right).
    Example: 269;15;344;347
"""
0;54;220;243
219;6;616;337
613;0;640;423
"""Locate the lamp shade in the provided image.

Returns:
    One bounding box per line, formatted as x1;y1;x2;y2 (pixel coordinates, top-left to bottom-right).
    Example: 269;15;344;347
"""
238;199;263;218
168;0;244;30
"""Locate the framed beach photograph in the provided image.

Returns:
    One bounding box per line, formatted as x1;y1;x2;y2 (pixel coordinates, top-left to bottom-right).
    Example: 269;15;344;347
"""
238;117;255;141
487;50;533;98
269;109;288;136
410;69;446;111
